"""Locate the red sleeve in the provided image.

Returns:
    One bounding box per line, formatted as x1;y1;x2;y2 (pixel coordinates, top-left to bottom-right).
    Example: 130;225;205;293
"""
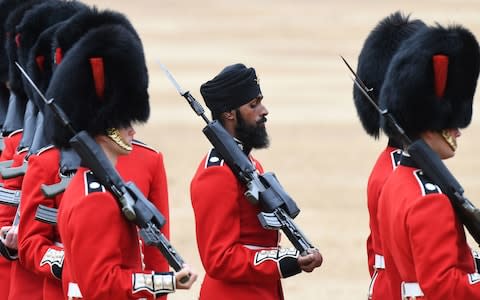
408;194;480;298
191;164;298;283
366;234;374;276
0;133;21;164
0;141;27;228
0;205;16;228
0;137;13;165
65;192;170;299
17;153;63;281
142;152;170;274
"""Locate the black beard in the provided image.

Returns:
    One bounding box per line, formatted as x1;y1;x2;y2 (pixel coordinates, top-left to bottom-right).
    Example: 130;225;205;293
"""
235;110;269;150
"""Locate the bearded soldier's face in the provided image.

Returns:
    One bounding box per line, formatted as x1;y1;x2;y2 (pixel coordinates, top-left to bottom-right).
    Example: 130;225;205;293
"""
235;94;269;149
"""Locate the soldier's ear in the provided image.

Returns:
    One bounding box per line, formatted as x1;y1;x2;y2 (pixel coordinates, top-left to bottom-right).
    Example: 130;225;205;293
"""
223;111;235;120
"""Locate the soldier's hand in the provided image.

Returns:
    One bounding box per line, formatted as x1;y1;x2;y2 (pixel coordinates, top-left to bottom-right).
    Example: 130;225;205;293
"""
0;226;10;243
175;264;198;290
4;225;18;250
297;248;323;273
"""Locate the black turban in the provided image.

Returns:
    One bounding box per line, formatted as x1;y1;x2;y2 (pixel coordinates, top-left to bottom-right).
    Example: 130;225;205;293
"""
200;63;261;114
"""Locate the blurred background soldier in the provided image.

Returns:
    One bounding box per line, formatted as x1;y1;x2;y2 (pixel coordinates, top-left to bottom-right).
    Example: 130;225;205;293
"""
16;5;177;300
378;24;480;299
352;11;426;299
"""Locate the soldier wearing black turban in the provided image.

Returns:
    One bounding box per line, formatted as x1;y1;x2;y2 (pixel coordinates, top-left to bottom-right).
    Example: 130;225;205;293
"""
190;63;323;300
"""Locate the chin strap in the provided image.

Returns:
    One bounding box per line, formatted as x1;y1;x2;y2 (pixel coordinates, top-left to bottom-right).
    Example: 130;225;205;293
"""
106;128;132;151
441;129;457;151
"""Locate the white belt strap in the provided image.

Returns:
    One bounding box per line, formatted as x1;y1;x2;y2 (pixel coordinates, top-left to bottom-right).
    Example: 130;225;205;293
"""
401;282;424;299
367;269;379;299
67;282;83;299
374;254;385;269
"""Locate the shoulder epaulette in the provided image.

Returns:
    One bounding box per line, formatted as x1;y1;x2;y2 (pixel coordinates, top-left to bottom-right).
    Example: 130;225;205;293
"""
204;148;224;168
132;140;158;153
36;144;55;156
83;170;105;195
413;169;442;196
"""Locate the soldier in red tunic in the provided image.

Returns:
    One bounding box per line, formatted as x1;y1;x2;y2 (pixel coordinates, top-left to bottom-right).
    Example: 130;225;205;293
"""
17;7;176;300
43;24;197;300
377;24;480;299
190;63;322;300
0;1;48;299
352;12;426;299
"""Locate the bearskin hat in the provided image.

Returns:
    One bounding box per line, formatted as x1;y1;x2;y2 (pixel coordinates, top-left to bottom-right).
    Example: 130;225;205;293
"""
45;24;149;148
52;7;139;68
26;22;64;111
0;0;24;82
0;84;9;125
354;11;426;139
4;0;45;100
16;0;88;100
380;25;480;140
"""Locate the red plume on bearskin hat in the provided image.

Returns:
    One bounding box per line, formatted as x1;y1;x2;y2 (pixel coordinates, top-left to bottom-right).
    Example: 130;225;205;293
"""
27;23;64;111
380;25;480;139
52;7;139;68
16;0;88;100
45;25;150;148
354;11;426;139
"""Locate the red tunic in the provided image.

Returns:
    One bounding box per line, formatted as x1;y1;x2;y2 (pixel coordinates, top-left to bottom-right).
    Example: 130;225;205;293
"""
0;130;22;300
3;144;44;300
117;141;170;278
17;146;64;300
59;167;174;300
190;148;301;300
378;155;480;299
59;142;171;299
16;142;170;299
366;146;401;299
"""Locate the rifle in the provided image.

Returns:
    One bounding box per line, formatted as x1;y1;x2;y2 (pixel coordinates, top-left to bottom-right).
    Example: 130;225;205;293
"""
35;204;58;225
0;187;20;207
16;62;190;281
161;64;314;255
0;100;39;179
41;175;72;198
341;56;480;245
0;159;27;179
0;160;13;169
41;148;80;198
